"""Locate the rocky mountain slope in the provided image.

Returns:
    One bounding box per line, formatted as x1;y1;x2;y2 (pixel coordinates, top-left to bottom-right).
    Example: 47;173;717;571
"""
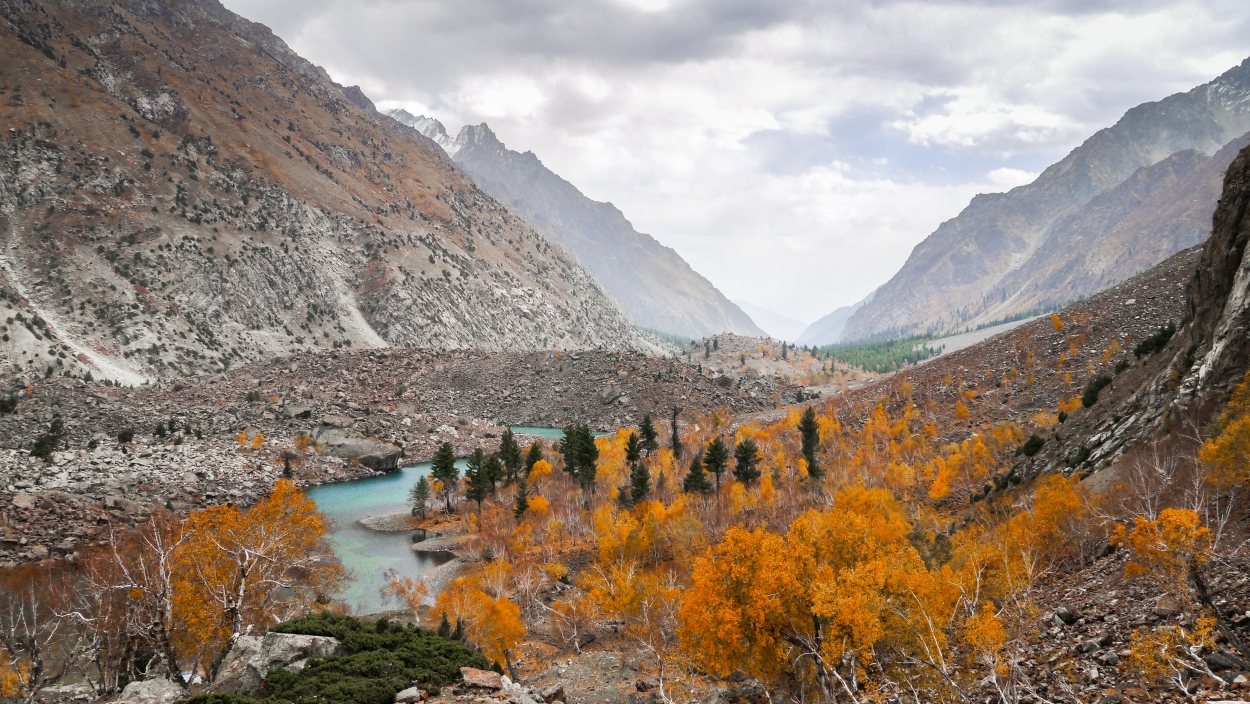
796;293;870;346
386;111;764;339
0;0;652;386
842;57;1250;342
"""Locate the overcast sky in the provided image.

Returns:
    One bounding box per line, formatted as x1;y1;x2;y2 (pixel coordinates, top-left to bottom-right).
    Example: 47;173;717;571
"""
223;0;1250;325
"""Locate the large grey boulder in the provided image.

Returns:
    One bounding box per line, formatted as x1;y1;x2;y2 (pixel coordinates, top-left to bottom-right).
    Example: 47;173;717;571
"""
314;426;402;471
209;632;345;695
116;678;184;704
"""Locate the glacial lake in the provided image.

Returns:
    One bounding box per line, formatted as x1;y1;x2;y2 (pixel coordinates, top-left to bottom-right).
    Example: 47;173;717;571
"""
306;427;583;614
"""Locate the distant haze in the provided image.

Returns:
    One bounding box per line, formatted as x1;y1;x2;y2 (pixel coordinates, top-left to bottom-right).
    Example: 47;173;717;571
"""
732;301;808;342
222;0;1250;321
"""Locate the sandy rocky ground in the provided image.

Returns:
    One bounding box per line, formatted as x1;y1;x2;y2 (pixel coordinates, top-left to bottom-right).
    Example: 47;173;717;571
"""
0;347;794;566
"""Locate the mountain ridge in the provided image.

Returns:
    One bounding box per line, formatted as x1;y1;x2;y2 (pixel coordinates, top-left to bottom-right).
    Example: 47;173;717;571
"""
386;111;766;339
842;56;1250;342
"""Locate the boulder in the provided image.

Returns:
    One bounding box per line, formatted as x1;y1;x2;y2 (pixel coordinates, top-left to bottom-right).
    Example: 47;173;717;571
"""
395;686;426;702
283;405;313;419
209;632;344;695
461;666;503;690
313;426;402;471
540;683;566;703
116;678;184;704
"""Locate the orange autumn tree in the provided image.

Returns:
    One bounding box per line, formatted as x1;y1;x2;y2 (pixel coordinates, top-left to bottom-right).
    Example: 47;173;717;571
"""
678;485;959;700
431;574;525;676
173;479;345;669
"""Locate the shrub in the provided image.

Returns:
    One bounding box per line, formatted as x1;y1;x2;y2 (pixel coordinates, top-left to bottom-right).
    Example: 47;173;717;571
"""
246;390;263;403
1066;445;1091;469
1082;375;1112;408
1058;411;1068;424
257;613;488;704
117;428;135;443
0;395;17;414
1114;359;1130;374
154;423;167;438
1018;434;1045;457
1133;322;1175;359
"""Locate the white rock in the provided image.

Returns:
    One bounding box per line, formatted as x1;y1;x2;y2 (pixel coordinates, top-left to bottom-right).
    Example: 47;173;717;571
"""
116;678;184;704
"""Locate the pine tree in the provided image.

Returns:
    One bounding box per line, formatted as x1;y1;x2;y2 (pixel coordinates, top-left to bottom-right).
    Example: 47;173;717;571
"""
704;437;730;494
682;449;711;496
483;454;504;494
282;455;293;479
410;475;431;519
559;425;599;493
437;612;452;638
464;449;490;513
625;432;641;465
670;406;683;459
629;460;651;505
524;441;544;475
782;342;788;360
498;429;522;484
639;415;658;457
733;438;761;484
431;442;459;513
798;406;822;479
513;476;529;523
713;338;719;350
705;341;711;359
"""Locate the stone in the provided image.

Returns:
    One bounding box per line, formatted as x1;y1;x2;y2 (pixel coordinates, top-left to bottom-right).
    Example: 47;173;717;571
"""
209;632;344;695
461;667;503;690
718;679;766;704
313;426;402;471
1207;651;1239;671
1100;650;1120;666
1085;666;1100;683
116;678;184;704
540;683;566;703
395;686;425;703
283;405;313;419
12;493;35;509
1054;606;1080;625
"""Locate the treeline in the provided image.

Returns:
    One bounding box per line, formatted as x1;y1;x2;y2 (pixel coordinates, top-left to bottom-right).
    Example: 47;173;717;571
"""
817;335;943;373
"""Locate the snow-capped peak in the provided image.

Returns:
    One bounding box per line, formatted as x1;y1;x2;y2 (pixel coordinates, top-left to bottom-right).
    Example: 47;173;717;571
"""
383;109;462;157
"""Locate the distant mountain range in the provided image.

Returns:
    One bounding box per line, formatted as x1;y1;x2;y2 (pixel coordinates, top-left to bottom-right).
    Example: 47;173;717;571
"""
840;57;1250;343
386;110;765;339
795;293;872;347
730;300;808;341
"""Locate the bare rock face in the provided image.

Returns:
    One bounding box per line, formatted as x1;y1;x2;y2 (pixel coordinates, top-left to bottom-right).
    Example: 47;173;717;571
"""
313;425;402;471
209;632;345;695
1182;143;1250;411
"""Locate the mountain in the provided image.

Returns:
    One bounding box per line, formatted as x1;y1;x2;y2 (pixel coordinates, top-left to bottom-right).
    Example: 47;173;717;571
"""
842;57;1250;343
730;300;806;341
795;293;872;346
385;111;765;339
0;0;651;384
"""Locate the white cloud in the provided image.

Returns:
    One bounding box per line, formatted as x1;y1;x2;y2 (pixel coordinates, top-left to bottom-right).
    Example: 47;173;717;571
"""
222;0;1250;322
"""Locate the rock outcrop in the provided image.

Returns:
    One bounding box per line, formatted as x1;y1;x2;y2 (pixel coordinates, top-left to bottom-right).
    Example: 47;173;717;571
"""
1182;143;1250;411
116;678;184;704
313;425;402;471
209;632;345;695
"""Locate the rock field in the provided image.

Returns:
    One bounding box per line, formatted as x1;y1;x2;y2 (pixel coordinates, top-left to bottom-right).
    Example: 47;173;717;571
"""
0;347;794;565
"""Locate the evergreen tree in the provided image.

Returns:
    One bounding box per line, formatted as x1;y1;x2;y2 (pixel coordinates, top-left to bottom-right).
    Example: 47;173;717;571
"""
625;432;641;465
798;406;822;479
524;441;544;475
282;455;293;479
782;342;788;360
713;338;719;350
431;442;459;513
733;438;761;484
639;415;658;457
498;429;522;484
483;454;504;494
682;449;711;496
559;425;599;493
629;460;651;505
703;437;730;494
437;612;452;638
409;475;431;519
705;341;711;359
513;476;529;523
670;406;683;459
464;448;490;513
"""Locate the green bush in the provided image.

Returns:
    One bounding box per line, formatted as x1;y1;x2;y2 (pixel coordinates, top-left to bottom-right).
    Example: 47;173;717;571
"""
118;428;135;443
1133;322;1175;359
1018;434;1045;457
1081;375;1112;408
250;614;487;704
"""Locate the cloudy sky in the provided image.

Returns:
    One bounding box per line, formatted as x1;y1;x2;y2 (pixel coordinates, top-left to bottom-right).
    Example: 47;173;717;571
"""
223;0;1250;326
